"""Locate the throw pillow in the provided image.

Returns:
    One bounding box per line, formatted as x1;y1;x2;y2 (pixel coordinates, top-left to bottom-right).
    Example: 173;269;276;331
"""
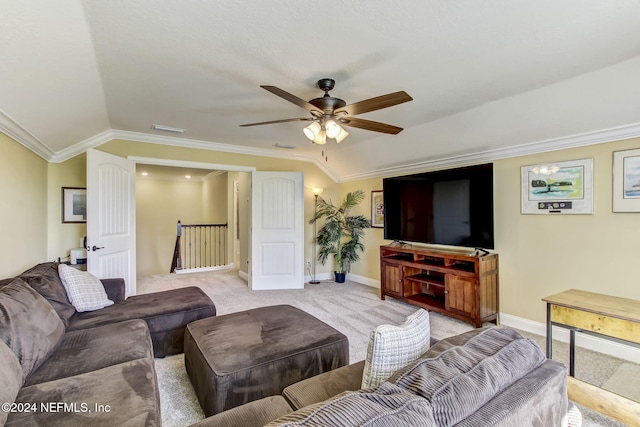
0;278;65;381
361;308;430;389
58;264;114;312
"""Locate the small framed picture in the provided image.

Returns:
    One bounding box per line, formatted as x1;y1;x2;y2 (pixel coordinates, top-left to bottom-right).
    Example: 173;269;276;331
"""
62;187;87;223
371;190;384;228
613;148;640;212
521;158;593;214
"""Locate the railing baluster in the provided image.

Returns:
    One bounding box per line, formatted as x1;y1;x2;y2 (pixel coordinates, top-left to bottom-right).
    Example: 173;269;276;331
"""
172;222;228;272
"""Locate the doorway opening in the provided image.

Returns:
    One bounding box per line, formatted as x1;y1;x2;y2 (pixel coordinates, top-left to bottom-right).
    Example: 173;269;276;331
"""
132;158;252;278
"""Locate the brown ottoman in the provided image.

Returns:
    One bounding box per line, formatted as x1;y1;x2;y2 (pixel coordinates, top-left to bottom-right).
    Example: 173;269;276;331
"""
184;304;349;416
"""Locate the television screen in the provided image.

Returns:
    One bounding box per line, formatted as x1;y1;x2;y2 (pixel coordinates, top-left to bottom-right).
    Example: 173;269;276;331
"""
383;163;494;249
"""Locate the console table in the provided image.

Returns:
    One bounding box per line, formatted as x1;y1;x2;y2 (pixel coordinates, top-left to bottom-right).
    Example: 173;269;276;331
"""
542;289;640;425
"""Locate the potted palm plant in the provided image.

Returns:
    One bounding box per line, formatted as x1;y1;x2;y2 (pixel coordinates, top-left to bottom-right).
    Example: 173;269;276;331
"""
310;190;371;283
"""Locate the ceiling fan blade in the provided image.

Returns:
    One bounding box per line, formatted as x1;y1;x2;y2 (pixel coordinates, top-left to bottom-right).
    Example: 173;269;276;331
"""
260;86;323;115
335;91;413;116
239;117;313;127
339;117;404;134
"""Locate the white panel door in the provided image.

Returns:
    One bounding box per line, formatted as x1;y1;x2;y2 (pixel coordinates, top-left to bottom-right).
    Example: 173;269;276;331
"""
250;171;303;290
86;149;136;296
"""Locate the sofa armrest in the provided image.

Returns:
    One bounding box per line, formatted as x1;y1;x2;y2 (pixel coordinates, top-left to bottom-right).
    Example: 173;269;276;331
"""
100;278;126;302
282;360;365;410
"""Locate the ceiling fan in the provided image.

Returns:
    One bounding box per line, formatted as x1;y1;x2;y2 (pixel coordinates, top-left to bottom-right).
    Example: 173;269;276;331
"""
239;78;413;145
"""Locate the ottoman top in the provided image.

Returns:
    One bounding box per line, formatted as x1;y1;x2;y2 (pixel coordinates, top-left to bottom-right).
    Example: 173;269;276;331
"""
187;305;347;374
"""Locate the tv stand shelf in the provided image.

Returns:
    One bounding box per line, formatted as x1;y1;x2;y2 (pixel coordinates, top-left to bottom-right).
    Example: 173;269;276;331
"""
380;245;499;328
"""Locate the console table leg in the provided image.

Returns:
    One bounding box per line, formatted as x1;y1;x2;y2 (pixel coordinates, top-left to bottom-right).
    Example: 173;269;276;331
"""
546;303;552;359
569;329;576;377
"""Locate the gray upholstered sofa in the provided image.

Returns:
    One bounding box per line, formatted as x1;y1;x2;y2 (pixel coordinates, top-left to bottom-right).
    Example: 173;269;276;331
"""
192;327;573;427
0;262;216;426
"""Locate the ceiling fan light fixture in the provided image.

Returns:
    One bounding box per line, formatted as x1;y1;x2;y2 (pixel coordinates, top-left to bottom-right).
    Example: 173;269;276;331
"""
334;127;349;143
313;130;327;145
324;119;341;138
303;122;321;141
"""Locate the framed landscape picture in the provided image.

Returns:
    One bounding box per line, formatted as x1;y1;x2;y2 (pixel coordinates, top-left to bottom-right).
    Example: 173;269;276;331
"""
62;187;87;223
613;148;640;212
521;158;593;214
371;190;384;228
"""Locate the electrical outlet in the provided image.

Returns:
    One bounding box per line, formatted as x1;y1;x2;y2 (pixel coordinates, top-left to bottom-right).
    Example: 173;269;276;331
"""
306;258;311;266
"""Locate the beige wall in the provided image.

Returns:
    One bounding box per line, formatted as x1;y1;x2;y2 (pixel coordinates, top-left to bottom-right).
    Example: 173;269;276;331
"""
47;154;87;262
136;178;207;276
495;137;640;323
339;137;640;325
203;172;228;223
0;134;48;277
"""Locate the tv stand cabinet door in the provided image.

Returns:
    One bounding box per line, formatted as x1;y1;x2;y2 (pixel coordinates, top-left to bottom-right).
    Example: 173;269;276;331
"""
381;262;402;297
445;275;479;325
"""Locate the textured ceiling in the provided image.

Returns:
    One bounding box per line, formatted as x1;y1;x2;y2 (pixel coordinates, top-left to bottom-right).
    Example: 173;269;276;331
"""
2;1;640;180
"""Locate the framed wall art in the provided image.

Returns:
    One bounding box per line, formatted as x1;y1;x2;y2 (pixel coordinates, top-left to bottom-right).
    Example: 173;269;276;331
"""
521;158;593;215
613;148;640;212
371;190;384;228
62;187;87;223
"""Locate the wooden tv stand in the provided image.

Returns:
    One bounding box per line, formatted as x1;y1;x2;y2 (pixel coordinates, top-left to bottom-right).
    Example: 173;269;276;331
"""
380;245;499;327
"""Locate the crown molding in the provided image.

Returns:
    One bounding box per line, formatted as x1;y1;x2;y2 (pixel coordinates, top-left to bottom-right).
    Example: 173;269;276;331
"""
9;115;640;184
49;129;341;182
0;109;55;159
339;121;640;182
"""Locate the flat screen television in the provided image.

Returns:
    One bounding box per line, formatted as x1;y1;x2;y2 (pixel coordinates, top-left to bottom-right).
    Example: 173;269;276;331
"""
383;163;494;249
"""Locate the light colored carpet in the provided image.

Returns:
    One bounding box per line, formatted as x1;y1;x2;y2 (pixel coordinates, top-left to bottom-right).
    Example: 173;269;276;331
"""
139;269;629;427
602;363;640;402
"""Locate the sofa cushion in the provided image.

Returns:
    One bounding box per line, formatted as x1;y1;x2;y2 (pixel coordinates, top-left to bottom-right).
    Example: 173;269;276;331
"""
455;359;568;427
361;308;430;389
266;382;436;427
390;327;547;427
58;264;114;312
67;286;217;357
7;358;160;427
16;262;76;326
0;278;65;381
25;319;153;386
282;360;365;410
0;341;24;426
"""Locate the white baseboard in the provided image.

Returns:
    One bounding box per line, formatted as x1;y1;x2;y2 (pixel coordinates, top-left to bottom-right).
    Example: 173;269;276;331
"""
346;273;380;288
303;272;332;283
175;264;234;274
303;272;380;288
500;313;640;364
238;270;248;282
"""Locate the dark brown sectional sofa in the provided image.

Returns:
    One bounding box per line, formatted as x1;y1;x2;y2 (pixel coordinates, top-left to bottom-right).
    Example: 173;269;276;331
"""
0;262;216;427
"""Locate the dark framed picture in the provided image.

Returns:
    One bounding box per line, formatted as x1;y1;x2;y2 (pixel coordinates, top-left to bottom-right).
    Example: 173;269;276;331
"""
371;190;384;228
62;187;87;223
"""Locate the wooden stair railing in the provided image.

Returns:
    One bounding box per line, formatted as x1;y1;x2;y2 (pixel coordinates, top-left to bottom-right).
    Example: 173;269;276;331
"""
171;220;228;273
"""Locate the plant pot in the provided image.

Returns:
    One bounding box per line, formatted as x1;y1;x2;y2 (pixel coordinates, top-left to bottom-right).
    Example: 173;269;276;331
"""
334;272;346;283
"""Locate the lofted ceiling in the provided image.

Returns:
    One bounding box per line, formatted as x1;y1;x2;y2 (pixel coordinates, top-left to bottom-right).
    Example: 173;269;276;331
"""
2;1;640;181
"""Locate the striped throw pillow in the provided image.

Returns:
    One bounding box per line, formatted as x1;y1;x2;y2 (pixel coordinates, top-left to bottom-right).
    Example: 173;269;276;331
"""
58;264;114;312
361;309;431;389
